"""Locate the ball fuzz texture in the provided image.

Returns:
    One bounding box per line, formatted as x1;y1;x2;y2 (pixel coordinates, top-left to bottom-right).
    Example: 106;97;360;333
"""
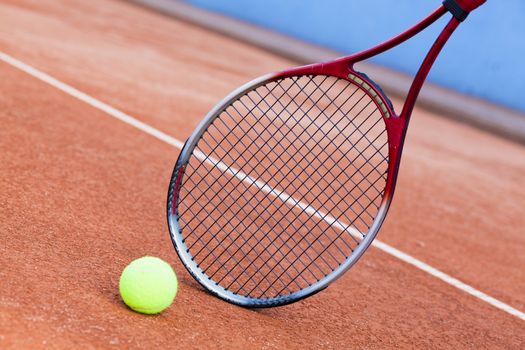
119;256;178;314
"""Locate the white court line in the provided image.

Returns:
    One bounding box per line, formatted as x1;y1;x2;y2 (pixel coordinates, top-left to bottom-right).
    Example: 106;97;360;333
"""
1;51;523;322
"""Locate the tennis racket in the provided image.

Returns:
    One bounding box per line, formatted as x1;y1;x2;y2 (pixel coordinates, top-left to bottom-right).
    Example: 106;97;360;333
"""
167;0;486;307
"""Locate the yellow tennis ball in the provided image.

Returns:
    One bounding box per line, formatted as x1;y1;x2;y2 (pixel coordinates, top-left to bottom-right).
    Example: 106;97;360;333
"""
119;256;178;314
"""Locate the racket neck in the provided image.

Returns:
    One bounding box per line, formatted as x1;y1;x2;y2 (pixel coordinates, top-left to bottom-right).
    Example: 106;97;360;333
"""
400;17;461;122
346;5;463;124
348;6;447;64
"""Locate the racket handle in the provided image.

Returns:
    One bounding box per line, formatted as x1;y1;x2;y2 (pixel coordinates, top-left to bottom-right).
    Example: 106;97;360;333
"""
443;0;486;21
456;0;487;11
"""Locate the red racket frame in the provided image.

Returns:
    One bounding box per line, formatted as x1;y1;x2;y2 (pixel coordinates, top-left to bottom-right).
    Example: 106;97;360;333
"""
168;1;486;307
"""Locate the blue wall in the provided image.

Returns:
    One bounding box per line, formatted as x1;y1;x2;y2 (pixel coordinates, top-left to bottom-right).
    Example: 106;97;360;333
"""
183;0;525;113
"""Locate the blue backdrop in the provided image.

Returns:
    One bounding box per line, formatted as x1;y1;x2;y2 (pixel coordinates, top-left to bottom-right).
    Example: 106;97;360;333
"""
183;0;525;113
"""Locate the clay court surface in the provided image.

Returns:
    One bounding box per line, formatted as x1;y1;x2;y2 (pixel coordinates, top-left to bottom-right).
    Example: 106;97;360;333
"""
0;0;524;348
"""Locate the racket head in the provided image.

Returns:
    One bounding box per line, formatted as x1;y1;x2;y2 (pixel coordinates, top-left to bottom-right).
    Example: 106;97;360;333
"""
167;61;403;307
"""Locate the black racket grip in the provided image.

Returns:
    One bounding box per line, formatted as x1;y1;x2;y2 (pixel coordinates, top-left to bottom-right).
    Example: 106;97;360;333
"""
443;0;486;21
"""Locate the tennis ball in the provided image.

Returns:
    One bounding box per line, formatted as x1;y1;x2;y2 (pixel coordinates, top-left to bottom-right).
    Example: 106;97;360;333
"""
119;256;178;314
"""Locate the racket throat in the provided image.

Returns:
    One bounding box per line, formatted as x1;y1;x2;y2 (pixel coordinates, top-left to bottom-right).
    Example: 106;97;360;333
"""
400;18;461;122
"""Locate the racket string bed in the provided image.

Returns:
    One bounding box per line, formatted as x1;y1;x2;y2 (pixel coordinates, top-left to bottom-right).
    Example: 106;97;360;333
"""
176;75;389;299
